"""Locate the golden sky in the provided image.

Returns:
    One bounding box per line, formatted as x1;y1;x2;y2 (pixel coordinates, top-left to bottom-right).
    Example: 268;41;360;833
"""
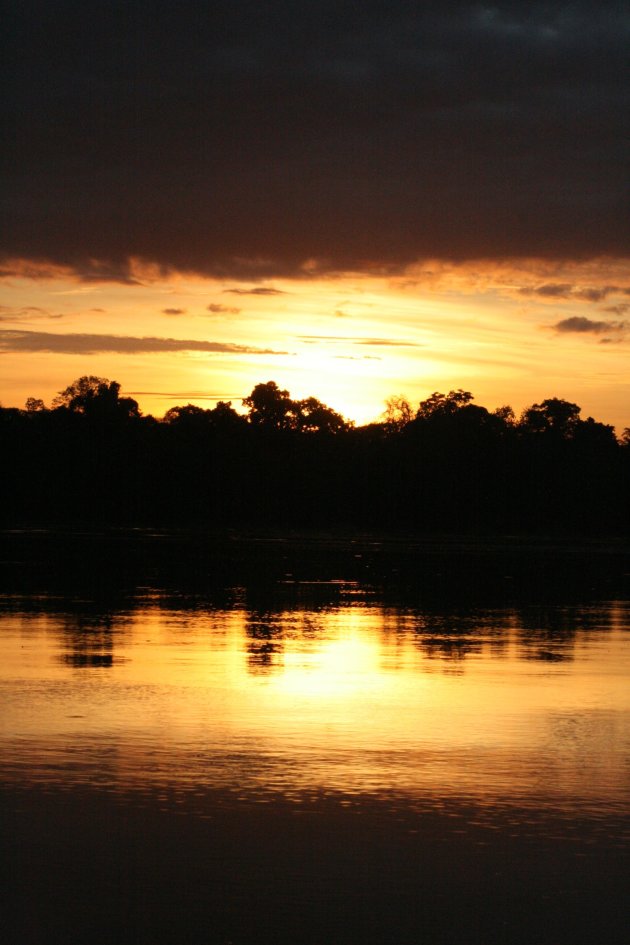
1;256;630;430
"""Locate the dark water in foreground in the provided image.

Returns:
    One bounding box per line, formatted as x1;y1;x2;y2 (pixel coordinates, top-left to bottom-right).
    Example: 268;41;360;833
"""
1;532;629;944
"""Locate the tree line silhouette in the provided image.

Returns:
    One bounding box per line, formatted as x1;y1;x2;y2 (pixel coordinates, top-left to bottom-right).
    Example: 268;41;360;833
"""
2;375;629;533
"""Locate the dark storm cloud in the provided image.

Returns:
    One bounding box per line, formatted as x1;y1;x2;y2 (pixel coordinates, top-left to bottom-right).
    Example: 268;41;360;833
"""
552;316;628;334
0;330;285;355
0;259;145;284
2;2;629;278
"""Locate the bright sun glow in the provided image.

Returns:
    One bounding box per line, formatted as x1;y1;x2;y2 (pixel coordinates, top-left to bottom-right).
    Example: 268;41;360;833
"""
272;631;384;700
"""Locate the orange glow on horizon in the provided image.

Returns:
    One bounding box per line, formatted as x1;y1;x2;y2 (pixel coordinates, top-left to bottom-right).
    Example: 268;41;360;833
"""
1;256;630;430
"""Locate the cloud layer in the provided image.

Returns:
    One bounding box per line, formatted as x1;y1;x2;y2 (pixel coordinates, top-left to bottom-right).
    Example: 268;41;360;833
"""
3;2;629;278
0;330;284;355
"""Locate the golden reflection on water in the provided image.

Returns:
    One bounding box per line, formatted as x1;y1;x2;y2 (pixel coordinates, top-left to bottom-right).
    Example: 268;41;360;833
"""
1;595;630;817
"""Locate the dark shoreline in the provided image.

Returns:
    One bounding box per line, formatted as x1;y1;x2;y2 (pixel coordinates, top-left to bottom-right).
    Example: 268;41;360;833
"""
3;526;630;597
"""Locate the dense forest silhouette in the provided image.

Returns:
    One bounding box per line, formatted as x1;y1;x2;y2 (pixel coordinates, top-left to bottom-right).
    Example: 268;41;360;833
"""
2;376;629;533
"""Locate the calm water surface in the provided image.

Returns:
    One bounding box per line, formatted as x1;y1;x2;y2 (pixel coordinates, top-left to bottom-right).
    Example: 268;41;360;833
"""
2;533;629;944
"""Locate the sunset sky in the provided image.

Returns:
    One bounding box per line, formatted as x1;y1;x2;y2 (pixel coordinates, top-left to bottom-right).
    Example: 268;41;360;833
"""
3;2;629;427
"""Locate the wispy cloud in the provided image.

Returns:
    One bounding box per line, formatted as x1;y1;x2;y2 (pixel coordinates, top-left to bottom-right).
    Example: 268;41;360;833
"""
356;338;421;347
521;283;574;299
398;261;630;302
0;305;64;322
298;334;421;347
127;391;242;402
162;307;186;315
334;355;382;361
551;316;628;335
603;303;630;316
0;330;286;355
520;284;630;302
207;303;241;314
222;287;286;296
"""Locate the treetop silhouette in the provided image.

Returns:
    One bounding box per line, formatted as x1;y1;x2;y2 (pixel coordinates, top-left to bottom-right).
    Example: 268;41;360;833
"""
3;375;628;533
53;375;140;421
242;381;349;433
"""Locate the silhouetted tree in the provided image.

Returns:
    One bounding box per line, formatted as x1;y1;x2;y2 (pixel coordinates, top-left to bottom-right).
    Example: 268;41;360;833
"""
519;398;581;438
243;383;348;433
416;389;474;420
382;395;413;432
410;390;512;442
53;376;140;421
208;401;247;432
292;397;349;433
163;404;207;423
2;376;629;533
243;381;293;429
572;416;617;449
492;405;515;426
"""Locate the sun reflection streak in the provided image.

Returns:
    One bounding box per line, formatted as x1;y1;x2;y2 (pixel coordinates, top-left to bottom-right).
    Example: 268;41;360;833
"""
270;628;386;700
1;595;630;816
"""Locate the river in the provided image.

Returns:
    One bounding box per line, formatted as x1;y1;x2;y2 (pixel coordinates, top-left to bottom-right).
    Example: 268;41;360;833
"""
1;531;629;944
